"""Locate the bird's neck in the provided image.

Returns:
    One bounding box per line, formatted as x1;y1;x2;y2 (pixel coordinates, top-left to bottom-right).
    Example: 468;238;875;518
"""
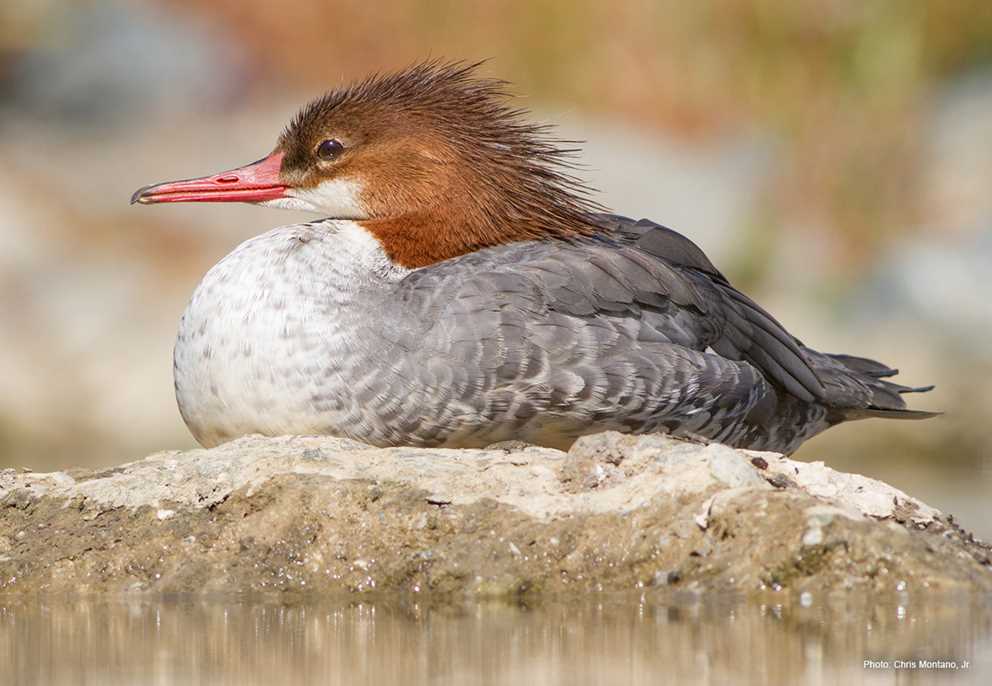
360;197;596;270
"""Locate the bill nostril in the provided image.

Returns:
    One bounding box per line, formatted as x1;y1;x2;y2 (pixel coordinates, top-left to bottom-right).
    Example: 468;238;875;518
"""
216;175;240;184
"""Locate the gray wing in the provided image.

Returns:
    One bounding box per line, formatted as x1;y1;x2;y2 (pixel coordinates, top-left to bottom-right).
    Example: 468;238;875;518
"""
600;214;827;403
380;216;825;446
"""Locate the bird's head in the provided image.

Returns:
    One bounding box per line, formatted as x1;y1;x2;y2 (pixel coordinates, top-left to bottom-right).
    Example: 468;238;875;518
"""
132;61;600;267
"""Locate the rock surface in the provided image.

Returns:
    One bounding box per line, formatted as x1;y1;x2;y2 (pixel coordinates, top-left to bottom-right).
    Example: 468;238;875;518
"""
1;432;989;595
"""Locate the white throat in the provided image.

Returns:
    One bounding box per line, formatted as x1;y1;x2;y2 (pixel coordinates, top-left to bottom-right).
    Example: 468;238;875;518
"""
260;177;367;217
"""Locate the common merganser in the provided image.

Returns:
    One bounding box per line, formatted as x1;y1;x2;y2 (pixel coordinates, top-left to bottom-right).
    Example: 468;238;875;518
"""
132;61;936;454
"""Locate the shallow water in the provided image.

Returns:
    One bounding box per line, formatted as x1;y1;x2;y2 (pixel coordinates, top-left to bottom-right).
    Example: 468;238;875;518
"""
2;592;990;685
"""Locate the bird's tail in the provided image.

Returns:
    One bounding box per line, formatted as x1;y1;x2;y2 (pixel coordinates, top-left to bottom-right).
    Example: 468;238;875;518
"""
809;351;940;422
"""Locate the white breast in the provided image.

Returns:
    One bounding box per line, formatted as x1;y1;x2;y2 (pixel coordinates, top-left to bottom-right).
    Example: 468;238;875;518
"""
174;220;408;447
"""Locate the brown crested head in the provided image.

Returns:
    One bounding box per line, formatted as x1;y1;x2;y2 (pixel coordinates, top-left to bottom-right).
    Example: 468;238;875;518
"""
277;60;603;267
132;60;603;268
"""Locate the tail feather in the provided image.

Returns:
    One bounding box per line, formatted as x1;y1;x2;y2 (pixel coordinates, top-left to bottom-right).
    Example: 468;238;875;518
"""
737;348;938;453
865;377;928;411
825;353;901;378
803;350;939;423
895;383;935;394
850;407;942;421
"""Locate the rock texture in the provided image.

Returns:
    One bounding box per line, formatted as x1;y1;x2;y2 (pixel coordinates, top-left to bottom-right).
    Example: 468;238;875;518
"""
1;432;989;595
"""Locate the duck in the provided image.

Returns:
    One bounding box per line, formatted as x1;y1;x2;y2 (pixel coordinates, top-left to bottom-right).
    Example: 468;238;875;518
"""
132;60;936;454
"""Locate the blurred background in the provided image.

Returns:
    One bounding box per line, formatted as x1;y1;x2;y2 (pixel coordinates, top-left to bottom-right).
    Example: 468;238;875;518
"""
1;1;989;533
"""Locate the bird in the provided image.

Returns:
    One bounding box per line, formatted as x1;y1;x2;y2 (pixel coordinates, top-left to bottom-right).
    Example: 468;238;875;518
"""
131;60;936;455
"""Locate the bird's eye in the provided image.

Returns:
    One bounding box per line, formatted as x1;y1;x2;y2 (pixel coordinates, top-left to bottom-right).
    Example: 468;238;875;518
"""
316;139;344;160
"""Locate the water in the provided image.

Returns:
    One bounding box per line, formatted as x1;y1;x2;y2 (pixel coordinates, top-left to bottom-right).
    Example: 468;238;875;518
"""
2;592;990;685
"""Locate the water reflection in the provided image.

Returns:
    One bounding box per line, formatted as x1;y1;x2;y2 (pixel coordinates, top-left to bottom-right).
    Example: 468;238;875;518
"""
1;592;990;685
